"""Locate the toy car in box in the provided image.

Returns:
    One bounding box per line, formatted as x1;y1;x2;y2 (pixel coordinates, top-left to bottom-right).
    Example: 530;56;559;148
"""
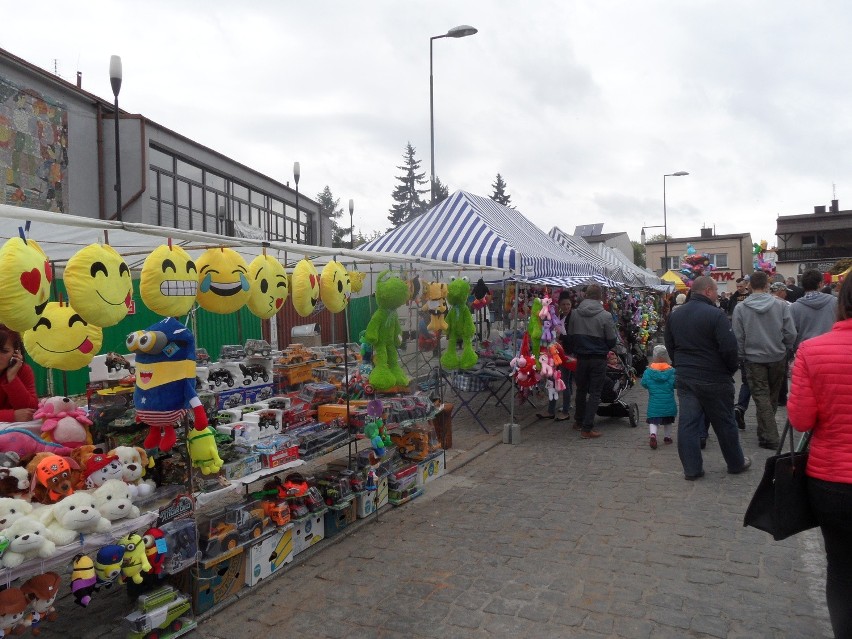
239;362;271;385
277;344;314;366
219;344;247;361
244;339;272;358
298;382;338;408
125;586;196;639
199;500;270;558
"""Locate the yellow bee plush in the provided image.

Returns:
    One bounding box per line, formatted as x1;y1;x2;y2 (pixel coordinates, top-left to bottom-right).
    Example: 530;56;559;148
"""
24;302;103;370
291;258;320;317
141;244;198;317
196;248;250;314
0;235;52;332
421;281;449;333
64;243;133;327
320;260;350;313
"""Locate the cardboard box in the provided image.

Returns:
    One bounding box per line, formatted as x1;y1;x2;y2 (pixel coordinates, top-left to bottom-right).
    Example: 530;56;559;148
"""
245;384;274;403
245;525;294;587
375;473;389;509
170;549;246;615
215;388;245;411
260;444;300;469
222;454;262;480
292;511;325;555
417;451;445;488
323;499;356;538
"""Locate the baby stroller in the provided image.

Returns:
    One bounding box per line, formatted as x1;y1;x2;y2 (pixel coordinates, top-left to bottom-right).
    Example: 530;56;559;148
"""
595;344;640;427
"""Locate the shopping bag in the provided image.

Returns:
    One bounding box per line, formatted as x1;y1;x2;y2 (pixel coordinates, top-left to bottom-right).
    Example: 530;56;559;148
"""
743;423;818;541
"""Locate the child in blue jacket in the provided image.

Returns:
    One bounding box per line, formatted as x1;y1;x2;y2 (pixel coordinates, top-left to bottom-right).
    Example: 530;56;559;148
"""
640;344;677;449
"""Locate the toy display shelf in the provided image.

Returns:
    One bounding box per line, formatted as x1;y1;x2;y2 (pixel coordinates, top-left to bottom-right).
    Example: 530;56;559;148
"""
0;510;158;583
229;458;304;489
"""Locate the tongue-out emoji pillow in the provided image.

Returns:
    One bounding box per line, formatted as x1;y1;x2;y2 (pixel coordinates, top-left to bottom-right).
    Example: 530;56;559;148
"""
247;254;288;319
23;302;102;370
196;248;250;314
291;258;320;317
64;243;132;327
320;260;350;313
140;244;198;317
0;235;52;332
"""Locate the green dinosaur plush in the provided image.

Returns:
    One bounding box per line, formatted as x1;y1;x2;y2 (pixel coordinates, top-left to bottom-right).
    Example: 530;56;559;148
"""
441;277;478;370
364;271;410;390
528;297;543;367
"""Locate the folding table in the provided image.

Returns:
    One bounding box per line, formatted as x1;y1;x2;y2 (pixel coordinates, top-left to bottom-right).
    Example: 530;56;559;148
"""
442;363;514;434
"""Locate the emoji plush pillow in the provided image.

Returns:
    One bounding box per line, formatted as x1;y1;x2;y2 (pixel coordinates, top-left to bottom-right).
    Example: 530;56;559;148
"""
64;243;132;327
291;258;320;317
320;260;350;313
196;248;250;314
24;303;102;370
247;254;288;319
140;244;198;317
0;236;52;332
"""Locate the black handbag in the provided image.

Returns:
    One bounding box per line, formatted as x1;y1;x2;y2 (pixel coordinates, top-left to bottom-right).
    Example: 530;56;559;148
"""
743;421;818;541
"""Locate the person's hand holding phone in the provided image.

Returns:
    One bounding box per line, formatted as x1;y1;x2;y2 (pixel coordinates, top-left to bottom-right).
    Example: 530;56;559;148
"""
6;350;23;382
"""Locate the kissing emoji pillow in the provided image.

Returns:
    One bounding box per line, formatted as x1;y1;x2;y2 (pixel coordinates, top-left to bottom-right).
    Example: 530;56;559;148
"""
24;302;102;370
64;243;132;327
291;258;320;317
320;260;350;313
247;254;289;319
141;244;198;317
196;248;250;314
0;236;52;332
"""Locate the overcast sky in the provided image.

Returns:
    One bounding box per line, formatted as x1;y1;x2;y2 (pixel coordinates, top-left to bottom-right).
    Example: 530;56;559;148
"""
3;1;848;252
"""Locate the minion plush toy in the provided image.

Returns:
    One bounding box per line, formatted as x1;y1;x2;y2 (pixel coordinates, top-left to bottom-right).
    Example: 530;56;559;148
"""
127;317;209;452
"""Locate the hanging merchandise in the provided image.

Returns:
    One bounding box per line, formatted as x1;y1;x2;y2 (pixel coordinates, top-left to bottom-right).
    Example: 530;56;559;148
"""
441;277;478;370
291;258;320;317
348;269;366;293
247;253;289;319
186;426;225;475
64;243;133;327
0;234;52;333
127;317;209;452
510;332;538;390
71;554;97;607
196;247;250;314
408;274;422;304
20;572;62;633
0;588;30;635
527;297;543;367
320;260;351;313
140;244;198;318
421;281;448;333
23;302;102;371
364;271;409;391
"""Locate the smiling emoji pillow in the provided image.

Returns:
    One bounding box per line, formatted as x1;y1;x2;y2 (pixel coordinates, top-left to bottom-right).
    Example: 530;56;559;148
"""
291;258;320;317
348;270;366;294
24;302;102;370
247;254;289;319
320;260;350;313
196;248;250;314
141;244;198;317
64;243;132;327
0;236;52;332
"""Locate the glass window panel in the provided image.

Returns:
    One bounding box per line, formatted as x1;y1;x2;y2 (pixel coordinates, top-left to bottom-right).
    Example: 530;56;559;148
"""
192;210;204;232
250;189;265;205
177;180;190;208
714;253;728;268
149;147;173;171
232;183;248;200
149;169;158;195
205;172;226;191
160;202;175;228
148;198;158;221
271;198;284;214
176;159;203;182
176;206;191;230
160;174;174;203
191;185;203;212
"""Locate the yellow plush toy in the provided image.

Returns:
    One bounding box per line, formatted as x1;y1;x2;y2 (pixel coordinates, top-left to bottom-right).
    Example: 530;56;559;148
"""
348;270;366;293
118;532;151;585
187;427;224;475
291;258;320;317
247;254;289;319
320;260;350;313
140;244;198;317
24;302;103;370
196;248;250;314
421;281;449;333
0;235;52;332
64;243;132;327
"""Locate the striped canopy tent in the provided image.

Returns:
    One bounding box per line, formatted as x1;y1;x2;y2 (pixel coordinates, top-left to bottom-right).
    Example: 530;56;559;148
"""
592;244;662;287
359;191;604;280
547;226;623;281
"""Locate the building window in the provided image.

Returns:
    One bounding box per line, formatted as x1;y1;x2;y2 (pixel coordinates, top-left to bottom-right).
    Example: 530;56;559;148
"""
708;253;728;268
661;255;679;271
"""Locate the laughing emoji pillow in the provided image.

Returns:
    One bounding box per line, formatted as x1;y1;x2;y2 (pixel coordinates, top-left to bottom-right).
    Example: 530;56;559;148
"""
196;248;250;314
64;244;132;327
24;302;103;370
247;254;289;319
141;244;198;317
0;236;53;332
291;258;320;317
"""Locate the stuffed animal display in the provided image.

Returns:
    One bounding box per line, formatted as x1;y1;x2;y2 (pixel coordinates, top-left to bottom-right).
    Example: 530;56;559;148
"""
291;258;320;317
247;253;289;319
128;317;208;451
64;243;133;327
82;453;123;490
0;498;33;529
196;247;250;314
20;572;61;635
30;454;79;503
34;396;93;448
140;243;198;317
320;260;350;313
0;430;72;461
0;517;56;567
440;277;478;370
118;532;151;584
348;270;366;293
421;281;448;333
186;427;224;475
364;271;409;391
24;302;103;371
38;491;112;545
93;480;140;522
0;587;30;635
71;554;97;607
94;544;125;588
109;446;155;498
0;235;52;333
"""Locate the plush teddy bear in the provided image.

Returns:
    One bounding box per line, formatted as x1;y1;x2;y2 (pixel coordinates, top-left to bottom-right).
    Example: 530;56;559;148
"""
0;498;33;529
34;396;94;449
364;271;410;391
421;280;449;333
0;517;56;567
108;446;155;498
93;480;140;522
37;491;112;546
82;453;123;490
440;277;478;371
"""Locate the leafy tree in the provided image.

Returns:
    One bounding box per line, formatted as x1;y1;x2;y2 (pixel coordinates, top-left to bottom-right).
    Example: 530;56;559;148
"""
316;185;349;248
631;240;646;268
431;176;450;208
646;233;672;242
490;173;513;207
388;142;428;230
352;228;383;248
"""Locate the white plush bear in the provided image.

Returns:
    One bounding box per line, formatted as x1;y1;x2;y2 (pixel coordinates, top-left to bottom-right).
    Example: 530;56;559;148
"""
0;498;33;529
0;516;56;567
93;480;140;522
108;446;155;498
38;492;111;546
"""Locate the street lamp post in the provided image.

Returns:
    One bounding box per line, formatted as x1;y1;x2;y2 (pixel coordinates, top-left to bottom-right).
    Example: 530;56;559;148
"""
109;55;122;221
430;24;477;204
663;171;689;271
293;162;300;244
349;199;354;250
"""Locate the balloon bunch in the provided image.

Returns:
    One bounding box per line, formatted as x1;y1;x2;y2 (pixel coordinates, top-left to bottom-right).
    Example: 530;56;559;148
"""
678;243;715;287
752;240;776;274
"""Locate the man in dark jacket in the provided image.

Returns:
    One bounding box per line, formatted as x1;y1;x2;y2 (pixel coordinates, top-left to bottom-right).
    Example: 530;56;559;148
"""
665;276;751;480
567;284;616;439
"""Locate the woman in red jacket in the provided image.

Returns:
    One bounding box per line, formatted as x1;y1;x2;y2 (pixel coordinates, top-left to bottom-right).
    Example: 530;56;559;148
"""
788;276;852;639
0;324;38;423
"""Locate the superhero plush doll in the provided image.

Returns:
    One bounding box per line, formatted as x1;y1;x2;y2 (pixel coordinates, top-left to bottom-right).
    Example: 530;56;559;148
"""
127;317;208;451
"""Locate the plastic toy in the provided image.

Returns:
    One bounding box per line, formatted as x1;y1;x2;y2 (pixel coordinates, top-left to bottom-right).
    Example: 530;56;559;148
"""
440;277;478;370
71;554;97;607
83;452;123;490
23;301;103;371
390;428;431;460
320;259;351;313
186;427;224;475
196;247;250;314
20;572;61;635
0;517;56;568
239;363;270;384
291;258;321;317
364;270;409;391
94;544;125;588
34;395;94;448
0;587;29;637
124;586;196;639
0;234;52;333
200;501;269;557
93;480;140;522
219;344;247;361
30;453;79;503
128;317;208;451
244;339;272;357
247;254;289;319
40;491;112;545
0;430;72;460
119;532;152;584
64;243;133;327
208;366;236;388
421;280;449;333
140;243;198;318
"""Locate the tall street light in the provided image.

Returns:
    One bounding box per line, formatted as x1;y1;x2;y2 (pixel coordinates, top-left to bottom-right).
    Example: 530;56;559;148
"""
293;162;300;244
109;55;122;221
430;24;478;204
663;171;689;271
349;199;355;250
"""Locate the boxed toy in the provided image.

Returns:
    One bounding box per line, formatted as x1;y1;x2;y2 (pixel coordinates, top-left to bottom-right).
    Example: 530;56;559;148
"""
167;549;245;615
323;499;356;538
215;388;245;411
245;384;274;403
245;524;294;587
292;511;325;555
238;360;272;388
222;453;262;480
417;450;445;488
88;352;136;383
207;361;241;391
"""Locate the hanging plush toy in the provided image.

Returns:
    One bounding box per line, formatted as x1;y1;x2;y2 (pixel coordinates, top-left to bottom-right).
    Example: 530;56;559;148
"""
127;317;208;452
64;243;132;327
441;277;478;370
471;278;491;310
364;271;409;391
34;396;93;448
0;588;29;636
20;572;61;635
24;302;102;371
527;297;543;366
348;269;366;293
408;274;422;304
140;244;198;317
196;247;250;314
186;427;224;475
71;554;97;607
0;233;52;333
247;253;289;319
119;532;152;584
421;281;449;333
291;258;321;317
320;260;350;313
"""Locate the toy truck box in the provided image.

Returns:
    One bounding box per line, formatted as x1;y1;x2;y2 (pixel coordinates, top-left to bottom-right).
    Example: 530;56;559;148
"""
245;524;294;587
292;511;325;555
169;550;245;615
199;500;270;559
417;450;445;487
